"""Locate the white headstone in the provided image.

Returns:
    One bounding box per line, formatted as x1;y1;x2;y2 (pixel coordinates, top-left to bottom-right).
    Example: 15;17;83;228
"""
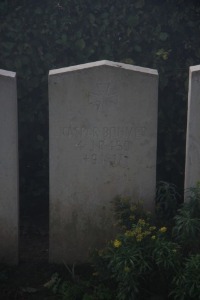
185;65;200;195
49;60;158;263
0;69;18;264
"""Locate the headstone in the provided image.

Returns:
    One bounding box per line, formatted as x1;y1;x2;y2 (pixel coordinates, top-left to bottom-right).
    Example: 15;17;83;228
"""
0;69;18;264
49;60;158;263
185;65;200;195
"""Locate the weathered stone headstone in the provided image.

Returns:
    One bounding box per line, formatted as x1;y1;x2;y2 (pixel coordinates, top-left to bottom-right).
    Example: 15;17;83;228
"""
49;60;158;263
0;69;18;264
185;65;200;194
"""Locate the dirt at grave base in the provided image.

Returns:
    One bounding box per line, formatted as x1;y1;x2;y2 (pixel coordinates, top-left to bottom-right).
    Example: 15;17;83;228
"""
20;214;49;263
0;215;62;300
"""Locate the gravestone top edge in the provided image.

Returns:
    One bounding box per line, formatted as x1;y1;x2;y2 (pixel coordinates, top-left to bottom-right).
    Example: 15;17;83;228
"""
49;60;158;76
0;69;16;78
190;65;200;73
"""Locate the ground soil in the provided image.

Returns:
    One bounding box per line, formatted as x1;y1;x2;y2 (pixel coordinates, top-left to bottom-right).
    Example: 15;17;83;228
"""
0;214;66;300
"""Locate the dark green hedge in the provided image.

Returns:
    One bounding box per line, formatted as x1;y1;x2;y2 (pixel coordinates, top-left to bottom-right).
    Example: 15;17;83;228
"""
1;0;200;214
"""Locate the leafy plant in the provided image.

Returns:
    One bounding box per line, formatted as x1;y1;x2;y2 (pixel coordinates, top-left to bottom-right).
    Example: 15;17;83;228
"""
156;181;179;224
48;187;200;299
173;184;200;253
93;204;180;299
111;196;150;230
171;254;200;300
45;270;115;299
83;284;114;300
59;280;85;300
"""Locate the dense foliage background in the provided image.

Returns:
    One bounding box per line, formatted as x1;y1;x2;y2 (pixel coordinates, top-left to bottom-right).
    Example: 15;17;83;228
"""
1;0;200;216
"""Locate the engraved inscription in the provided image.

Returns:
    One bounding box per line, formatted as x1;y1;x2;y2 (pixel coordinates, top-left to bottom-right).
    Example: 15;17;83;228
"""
88;81;119;111
75;139;130;152
63;126;146;139
63;124;146;167
83;152;128;167
90;140;130;152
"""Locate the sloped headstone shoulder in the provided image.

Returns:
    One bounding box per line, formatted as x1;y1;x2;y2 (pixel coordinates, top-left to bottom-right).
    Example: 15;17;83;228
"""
0;69;18;264
49;60;158;76
49;60;158;264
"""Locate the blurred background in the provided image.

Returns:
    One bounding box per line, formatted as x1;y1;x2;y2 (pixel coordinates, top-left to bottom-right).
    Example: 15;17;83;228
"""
1;0;200;218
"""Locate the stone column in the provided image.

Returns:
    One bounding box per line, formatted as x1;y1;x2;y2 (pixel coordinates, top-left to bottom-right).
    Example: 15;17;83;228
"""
49;60;158;263
185;65;200;198
0;69;18;264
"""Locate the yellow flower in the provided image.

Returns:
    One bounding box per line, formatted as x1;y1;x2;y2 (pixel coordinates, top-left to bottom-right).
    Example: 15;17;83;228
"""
113;239;122;248
196;181;200;188
138;219;145;226
136;234;143;242
143;230;151;237
149;226;156;231
151;235;156;240
124;266;130;273
159;227;167;233
121;197;130;204
172;249;177;253
125;230;134;237
129;215;135;221
135;227;142;234
130;205;136;212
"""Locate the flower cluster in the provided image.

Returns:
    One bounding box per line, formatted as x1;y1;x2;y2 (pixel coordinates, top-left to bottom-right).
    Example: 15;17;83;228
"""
112;217;168;249
113;239;122;248
121;219;168;243
159;226;167;233
124;219;157;242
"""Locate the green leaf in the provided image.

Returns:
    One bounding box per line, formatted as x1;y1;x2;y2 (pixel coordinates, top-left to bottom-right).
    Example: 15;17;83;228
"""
134;45;142;53
75;39;86;50
61;34;67;43
135;0;145;9
159;32;169;41
3;42;15;50
89;13;95;24
22;287;38;293
35;8;42;14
